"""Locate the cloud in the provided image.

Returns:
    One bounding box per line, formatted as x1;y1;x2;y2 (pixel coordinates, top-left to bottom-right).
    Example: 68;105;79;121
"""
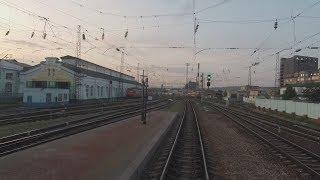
1;39;46;49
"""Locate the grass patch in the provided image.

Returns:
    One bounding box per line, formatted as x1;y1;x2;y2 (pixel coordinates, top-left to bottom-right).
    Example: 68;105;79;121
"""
0;113;96;138
167;101;184;112
262;110;320;130
0;102;23;110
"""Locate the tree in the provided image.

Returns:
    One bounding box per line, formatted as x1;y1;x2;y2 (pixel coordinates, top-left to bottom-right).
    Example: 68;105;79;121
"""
223;90;228;97
282;86;297;100
304;87;320;102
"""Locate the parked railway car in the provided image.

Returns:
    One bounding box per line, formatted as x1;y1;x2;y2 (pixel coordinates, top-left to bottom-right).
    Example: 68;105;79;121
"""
126;87;142;97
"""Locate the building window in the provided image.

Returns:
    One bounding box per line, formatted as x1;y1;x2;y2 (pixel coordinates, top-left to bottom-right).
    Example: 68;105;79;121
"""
58;94;63;102
90;85;94;96
86;85;89;98
48;81;55;88
64;94;68;101
56;82;70;89
6;73;13;80
101;86;104;97
97;86;100;97
27;96;32;103
48;69;51;76
26;81;32;88
5;82;12;95
106;86;109;98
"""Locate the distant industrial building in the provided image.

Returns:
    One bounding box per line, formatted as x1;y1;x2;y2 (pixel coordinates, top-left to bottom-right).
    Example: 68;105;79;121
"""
185;81;198;90
20;56;139;104
0;59;30;100
280;55;318;86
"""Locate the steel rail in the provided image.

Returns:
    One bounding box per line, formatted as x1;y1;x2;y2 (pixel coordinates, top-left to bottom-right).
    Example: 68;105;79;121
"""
159;105;186;180
205;101;320;142
160;100;209;180
211;104;320;177
0;98;147;120
0;99;164;126
0;102;171;157
191;102;210;180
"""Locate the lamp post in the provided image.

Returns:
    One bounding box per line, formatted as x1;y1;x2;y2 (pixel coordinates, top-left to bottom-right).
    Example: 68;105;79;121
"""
116;47;125;97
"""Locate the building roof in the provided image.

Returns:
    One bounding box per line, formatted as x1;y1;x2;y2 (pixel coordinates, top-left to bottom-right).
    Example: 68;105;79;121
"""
0;59;31;68
62;63;139;85
60;55;134;79
281;55;318;61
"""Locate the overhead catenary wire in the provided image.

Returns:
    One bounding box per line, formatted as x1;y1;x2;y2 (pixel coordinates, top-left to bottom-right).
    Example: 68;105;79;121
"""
0;0;149;67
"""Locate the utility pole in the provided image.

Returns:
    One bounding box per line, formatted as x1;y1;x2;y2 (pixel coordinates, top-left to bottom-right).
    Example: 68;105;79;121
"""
248;66;252;86
248;62;260;87
201;73;204;89
141;70;148;124
75;25;82;101
120;50;124;96
137;63;140;84
76;25;81;58
197;63;200;88
186;63;190;93
116;47;125;97
292;15;296;46
274;52;280;88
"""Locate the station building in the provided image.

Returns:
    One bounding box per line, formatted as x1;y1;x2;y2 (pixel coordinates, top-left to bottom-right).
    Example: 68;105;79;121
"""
20;55;139;104
0;59;30;101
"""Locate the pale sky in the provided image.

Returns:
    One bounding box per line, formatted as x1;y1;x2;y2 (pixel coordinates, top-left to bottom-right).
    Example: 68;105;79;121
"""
0;0;320;87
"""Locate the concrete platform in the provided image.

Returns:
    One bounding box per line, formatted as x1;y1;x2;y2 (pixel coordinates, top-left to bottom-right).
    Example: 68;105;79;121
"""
0;111;177;180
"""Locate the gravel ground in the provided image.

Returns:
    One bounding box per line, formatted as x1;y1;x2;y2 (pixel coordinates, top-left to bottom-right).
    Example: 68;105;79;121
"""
228;105;320;157
197;103;300;179
0;111;176;180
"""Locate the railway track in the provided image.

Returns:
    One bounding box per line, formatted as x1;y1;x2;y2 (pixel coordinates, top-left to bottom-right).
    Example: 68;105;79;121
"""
0;100;171;157
204;101;320;142
142;101;210;180
0;99;164;126
0;98;144;120
211;103;320;178
235;103;320;134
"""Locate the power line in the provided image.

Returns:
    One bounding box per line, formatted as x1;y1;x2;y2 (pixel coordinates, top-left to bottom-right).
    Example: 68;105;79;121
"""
199;17;291;24
196;0;231;13
0;0;150;67
292;0;320;19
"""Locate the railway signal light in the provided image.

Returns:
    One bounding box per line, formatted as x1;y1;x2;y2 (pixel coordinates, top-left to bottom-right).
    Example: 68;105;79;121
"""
145;77;149;87
207;74;212;81
206;74;212;89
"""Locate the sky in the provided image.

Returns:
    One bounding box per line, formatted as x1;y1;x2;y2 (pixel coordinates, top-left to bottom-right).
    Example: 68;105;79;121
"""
0;0;320;87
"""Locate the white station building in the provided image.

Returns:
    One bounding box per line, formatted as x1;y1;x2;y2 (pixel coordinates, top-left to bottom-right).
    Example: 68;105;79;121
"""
20;55;139;104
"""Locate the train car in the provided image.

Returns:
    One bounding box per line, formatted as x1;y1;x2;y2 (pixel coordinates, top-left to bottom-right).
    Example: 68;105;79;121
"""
126;87;142;98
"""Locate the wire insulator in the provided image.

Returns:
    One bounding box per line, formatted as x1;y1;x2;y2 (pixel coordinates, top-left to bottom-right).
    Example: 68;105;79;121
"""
274;19;278;30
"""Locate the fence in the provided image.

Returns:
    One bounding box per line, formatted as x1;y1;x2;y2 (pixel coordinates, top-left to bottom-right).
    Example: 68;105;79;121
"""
0;93;23;104
253;98;320;119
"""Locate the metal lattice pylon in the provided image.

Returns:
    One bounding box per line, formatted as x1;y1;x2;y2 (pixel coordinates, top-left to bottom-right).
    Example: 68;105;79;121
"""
274;52;280;87
75;25;82;100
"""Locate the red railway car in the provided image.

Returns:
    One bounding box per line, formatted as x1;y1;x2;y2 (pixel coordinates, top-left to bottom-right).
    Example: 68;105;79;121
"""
126;87;142;97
